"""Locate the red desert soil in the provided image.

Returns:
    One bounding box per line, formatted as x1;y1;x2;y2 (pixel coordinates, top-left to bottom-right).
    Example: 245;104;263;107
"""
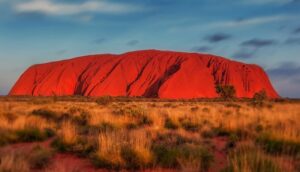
9;49;279;98
0;139;178;172
0;139;103;172
209;137;229;172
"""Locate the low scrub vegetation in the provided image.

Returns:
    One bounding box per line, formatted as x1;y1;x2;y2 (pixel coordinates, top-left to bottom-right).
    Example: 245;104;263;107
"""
225;144;283;172
0;97;299;171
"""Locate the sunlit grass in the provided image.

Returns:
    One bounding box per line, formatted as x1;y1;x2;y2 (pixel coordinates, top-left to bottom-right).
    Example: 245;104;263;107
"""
0;97;299;171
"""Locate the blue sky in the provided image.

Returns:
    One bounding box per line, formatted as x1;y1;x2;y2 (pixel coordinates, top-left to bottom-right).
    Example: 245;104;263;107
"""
0;0;300;97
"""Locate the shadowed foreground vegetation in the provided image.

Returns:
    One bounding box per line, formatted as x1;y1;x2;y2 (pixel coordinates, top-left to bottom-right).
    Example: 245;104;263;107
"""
0;96;299;171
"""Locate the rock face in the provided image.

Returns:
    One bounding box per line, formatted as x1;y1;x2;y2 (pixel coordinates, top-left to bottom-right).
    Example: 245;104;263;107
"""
9;50;279;98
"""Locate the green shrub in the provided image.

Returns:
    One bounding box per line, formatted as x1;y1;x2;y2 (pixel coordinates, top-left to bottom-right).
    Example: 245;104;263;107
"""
51;138;71;152
255;124;264;133
29;146;53;169
177;145;214;171
152;144;213;170
224;146;281;172
125;123;139;130
44;128;55;138
137;115;153;126
250;90;271;108
0;129;18;146
152;144;180;168
224;103;241;109
253;90;268;102
127;107;147;118
155;133;193;146
96;96;113;105
202;107;210;113
201;130;214;138
213;127;231;137
113;107;147;117
72;138;96;157
92;155;122;170
113;107;151;127
120;146;150;169
256;133;300;155
179;117;201;132
112;107;128;116
227;133;239;148
190;106;199;112
32;109;57;121
72;111;90;126
216;85;236;100
98;122;117;132
51;137;96;157
164;118;179;130
57;113;72;122
16;128;47;142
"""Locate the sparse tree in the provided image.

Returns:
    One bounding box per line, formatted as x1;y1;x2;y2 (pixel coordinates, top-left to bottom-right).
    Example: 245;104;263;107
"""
253;90;268;101
216;85;236;100
252;90;268;107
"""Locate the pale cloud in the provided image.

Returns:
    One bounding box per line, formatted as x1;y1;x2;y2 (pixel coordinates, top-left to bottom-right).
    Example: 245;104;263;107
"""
169;14;297;33
14;0;143;15
207;15;294;28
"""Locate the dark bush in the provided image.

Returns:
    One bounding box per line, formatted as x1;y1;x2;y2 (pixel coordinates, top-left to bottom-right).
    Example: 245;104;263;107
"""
227;133;239;148
0;129;18;146
224;146;282;172
92;155;121;170
125;123;139;130
164;103;175;108
44;128;55;137
250;90;269;108
57;113;72;122
121;146;149;169
96;96;113;106
164;118;179;130
152;144;180;168
216;85;236;100
224;103;241;109
32;109;57;120
255;124;264;133
177;145;214;171
73;111;90;126
16;128;47;142
2;113;18;123
253;90;268;101
137;115;153;126
201;130;214;138
154;133;192;147
51;138;71;152
202;107;210;113
213;127;231;137
98;122;117;132
179;117;201;132
190;106;199;112
256;133;300;155
152;144;213;170
29;146;53;169
72;138;96;157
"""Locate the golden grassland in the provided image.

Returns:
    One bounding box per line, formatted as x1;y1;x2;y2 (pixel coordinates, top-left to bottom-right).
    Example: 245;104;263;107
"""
0;96;299;171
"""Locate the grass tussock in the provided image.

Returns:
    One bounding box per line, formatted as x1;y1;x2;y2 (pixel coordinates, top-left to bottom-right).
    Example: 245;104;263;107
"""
225;144;285;172
95;129;152;169
0;151;30;172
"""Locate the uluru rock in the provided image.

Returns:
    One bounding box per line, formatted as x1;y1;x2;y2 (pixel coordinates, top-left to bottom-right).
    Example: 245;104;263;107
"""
9;50;279;98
